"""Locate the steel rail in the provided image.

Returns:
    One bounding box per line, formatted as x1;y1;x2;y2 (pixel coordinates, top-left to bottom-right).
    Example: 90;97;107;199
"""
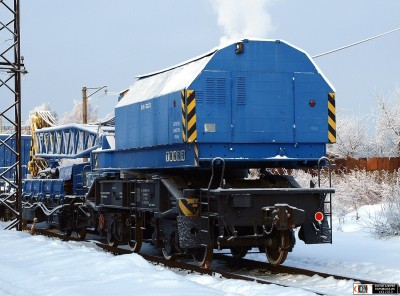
20;226;388;295
213;253;386;286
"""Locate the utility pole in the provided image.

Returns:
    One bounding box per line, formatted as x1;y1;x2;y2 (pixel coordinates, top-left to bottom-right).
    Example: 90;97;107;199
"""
82;86;88;124
82;87;88;162
81;86;106;163
81;85;106;125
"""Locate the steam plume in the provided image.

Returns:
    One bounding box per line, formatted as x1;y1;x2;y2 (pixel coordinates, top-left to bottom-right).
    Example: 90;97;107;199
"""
211;0;274;45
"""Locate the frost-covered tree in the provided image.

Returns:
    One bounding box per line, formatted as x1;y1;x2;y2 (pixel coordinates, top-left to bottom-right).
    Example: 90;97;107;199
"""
58;99;98;125
327;111;372;158
368;170;400;237
373;87;400;157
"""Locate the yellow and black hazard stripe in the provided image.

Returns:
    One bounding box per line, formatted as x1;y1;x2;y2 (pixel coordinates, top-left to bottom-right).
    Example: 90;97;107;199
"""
181;89;197;143
194;143;199;166
328;92;336;143
186;90;197;143
178;198;200;216
181;90;187;142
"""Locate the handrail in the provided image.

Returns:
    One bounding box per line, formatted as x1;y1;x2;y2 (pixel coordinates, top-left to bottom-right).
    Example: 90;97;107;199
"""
207;157;226;191
317;156;332;188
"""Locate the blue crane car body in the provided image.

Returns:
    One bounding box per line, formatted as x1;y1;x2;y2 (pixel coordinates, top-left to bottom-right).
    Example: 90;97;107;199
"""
20;39;335;267
95;39;334;171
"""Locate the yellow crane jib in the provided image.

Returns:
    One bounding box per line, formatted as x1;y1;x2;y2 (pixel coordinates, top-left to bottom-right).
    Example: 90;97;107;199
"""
27;110;57;177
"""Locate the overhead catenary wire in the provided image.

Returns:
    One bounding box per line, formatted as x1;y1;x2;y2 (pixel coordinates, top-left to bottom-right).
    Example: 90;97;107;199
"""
313;26;400;58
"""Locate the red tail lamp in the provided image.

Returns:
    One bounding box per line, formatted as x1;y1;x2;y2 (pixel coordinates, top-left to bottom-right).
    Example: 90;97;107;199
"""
315;211;324;222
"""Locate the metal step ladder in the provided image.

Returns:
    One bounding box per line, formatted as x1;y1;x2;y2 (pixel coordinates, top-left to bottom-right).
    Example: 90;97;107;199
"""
199;188;210;246
129;183;138;244
199;157;226;246
318;156;334;243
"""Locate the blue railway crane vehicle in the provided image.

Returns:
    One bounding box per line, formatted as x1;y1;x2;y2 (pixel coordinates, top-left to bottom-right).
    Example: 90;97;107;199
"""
22;39;335;267
0;134;31;221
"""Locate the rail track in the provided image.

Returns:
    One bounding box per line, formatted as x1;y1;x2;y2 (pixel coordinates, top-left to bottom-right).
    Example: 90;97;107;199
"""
22;226;385;295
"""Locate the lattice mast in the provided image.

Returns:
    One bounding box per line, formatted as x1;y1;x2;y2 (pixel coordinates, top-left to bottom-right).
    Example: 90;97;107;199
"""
0;0;24;230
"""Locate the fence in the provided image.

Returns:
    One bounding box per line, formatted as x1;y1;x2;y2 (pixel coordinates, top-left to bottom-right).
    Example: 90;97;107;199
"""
333;157;400;172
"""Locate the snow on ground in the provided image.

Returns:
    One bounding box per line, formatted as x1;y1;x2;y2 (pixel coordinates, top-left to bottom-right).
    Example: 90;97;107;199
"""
0;205;399;296
0;229;313;296
244;205;400;295
277;204;400;282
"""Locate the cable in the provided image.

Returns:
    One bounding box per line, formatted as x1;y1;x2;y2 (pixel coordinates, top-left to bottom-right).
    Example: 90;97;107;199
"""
87;91;107;104
313;26;400;58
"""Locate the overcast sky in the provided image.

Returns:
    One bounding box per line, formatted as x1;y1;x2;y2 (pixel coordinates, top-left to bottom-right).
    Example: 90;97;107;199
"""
19;0;400;121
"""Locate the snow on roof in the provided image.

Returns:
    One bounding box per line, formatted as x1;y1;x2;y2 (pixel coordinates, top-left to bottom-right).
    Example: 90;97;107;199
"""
135;47;218;79
282;39;336;92
116;39;335;108
116;50;216;108
36;123;99;134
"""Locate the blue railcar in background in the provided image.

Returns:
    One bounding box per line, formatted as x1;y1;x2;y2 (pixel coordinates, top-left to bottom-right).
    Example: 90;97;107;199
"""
0;134;31;220
21;39;335;267
0;134;31;190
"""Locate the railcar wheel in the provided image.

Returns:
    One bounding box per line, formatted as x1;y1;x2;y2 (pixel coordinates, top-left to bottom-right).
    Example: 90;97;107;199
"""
192;247;206;265
107;233;119;247
129;241;142;252
128;237;142;252
77;228;87;240
63;229;72;237
161;233;175;260
129;230;142;252
192;245;213;268
162;244;174;260
265;230;289;266
192;217;214;268
107;222;123;247
129;216;143;253
230;246;248;259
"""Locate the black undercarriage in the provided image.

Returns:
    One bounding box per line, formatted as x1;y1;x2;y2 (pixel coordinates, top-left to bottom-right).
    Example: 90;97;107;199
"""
20;166;333;267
